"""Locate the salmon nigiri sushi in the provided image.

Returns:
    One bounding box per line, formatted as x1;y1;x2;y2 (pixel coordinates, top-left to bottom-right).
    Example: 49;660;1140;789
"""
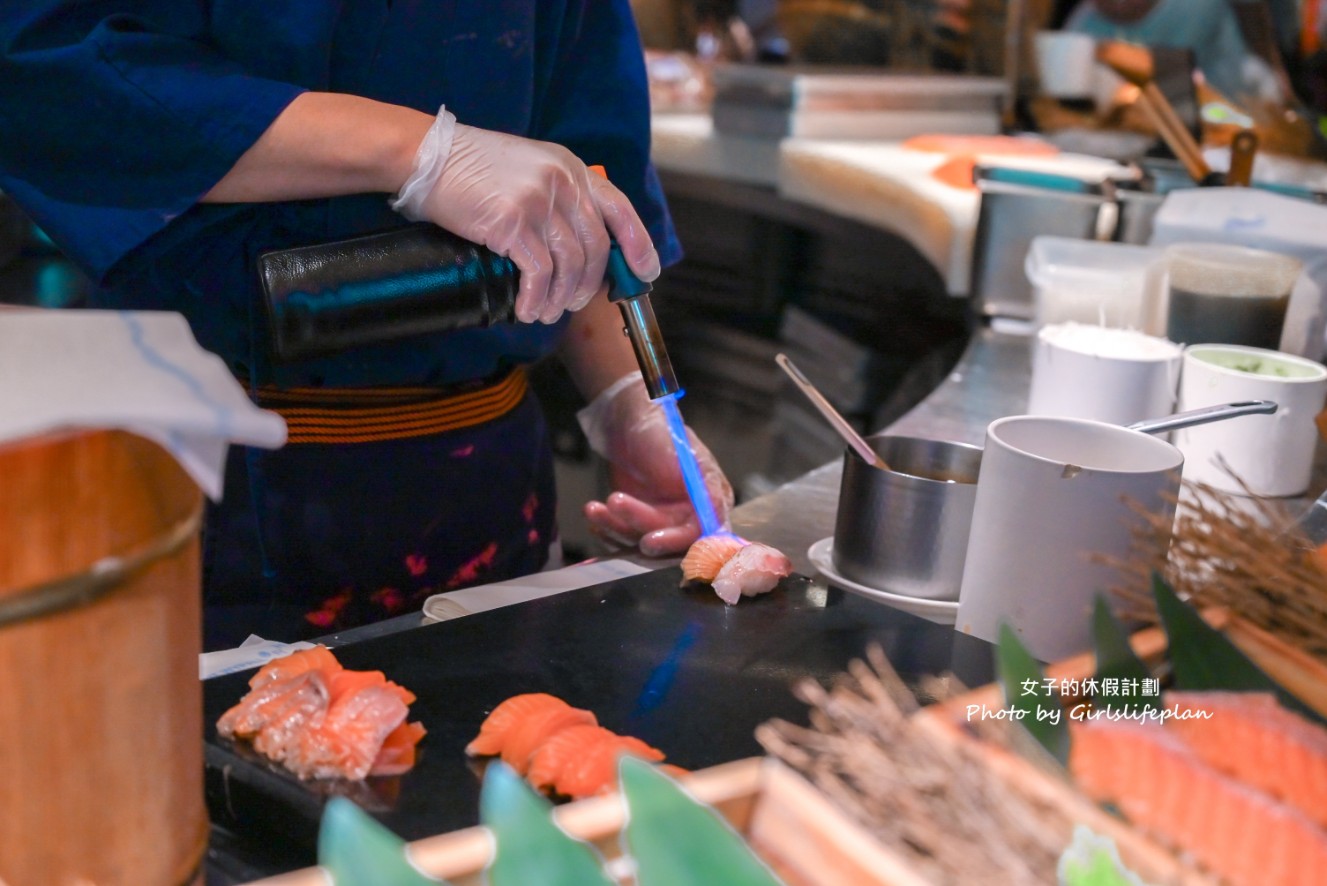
498;703;597;775
556;733;665;799
466;693;581;757
681;535;793;605
526;724;620;793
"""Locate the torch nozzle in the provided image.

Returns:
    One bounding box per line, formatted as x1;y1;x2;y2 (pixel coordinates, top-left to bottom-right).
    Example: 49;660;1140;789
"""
617;294;680;400
603;239;680;400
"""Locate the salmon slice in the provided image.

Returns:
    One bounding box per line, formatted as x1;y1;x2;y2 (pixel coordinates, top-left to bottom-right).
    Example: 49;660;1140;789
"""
526;724;619;793
1070;719;1327;886
499;704;598;775
556;733;665;799
250;672;333;763
217;670;329;740
370;721;428;777
465;693;574;757
218;645;424;781
290;685;410;781
1164;691;1327;830
248;645;343;690
326;667;416;707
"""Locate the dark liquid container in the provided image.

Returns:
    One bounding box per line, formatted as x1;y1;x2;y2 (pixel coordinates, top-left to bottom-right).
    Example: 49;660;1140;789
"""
258;224;519;362
1165;287;1289;349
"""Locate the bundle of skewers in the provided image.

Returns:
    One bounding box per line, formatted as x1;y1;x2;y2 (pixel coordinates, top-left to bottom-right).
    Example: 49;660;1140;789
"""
1101;478;1327;664
756;646;1076;884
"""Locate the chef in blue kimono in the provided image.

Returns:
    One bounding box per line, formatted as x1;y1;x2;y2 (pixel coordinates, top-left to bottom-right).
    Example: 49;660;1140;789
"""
0;2;733;650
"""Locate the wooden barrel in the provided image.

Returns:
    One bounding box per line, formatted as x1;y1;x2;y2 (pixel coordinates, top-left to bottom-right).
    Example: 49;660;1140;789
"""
0;429;208;886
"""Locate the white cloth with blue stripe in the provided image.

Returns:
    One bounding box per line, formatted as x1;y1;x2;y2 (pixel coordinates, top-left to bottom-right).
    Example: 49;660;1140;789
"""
0;308;286;500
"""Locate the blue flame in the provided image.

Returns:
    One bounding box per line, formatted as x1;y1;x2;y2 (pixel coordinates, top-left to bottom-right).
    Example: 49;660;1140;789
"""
658;392;722;538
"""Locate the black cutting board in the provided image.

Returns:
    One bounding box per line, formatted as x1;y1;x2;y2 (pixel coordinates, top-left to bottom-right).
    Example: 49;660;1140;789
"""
203;566;986;861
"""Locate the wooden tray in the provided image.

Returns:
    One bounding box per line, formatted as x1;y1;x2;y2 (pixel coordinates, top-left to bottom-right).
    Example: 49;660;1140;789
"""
244;613;1323;886
241;757;927;886
914;608;1327;886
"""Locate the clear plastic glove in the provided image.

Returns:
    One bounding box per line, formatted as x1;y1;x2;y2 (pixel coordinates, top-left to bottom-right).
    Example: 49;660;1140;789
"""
579;372;734;557
391;106;660;324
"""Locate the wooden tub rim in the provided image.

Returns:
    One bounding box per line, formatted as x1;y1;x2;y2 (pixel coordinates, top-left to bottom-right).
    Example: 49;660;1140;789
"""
0;497;203;629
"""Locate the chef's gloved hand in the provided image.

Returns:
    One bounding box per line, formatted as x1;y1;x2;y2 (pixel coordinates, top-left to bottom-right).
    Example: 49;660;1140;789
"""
578;372;734;557
391;105;661;324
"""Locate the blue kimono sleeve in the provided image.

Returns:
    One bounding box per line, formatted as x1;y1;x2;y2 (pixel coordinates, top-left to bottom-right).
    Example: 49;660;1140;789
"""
0;4;304;281
534;0;682;269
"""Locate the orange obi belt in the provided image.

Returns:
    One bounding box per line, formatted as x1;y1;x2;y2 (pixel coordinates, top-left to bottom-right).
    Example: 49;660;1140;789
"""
252;367;528;445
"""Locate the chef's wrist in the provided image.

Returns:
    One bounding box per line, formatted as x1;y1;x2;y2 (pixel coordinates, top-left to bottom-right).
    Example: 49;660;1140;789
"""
389;105;458;220
576;370;646;456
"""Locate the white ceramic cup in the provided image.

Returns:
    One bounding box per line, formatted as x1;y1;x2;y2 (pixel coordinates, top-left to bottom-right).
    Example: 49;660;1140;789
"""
1174;345;1327;496
957;416;1183;662
1035;31;1097;99
1028;323;1183;426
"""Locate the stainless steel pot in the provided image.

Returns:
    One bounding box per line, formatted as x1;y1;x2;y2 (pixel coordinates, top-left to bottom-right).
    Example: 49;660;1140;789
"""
832;434;982;601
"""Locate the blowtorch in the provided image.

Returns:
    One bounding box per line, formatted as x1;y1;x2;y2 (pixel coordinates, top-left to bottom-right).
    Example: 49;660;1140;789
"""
258;214;679;400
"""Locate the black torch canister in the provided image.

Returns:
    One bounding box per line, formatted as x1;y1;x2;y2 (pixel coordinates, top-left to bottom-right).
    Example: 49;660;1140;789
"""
258;216;678;397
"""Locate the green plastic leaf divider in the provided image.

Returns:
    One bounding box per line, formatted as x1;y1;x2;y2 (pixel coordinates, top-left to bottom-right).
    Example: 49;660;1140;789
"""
1056;825;1148;886
995;624;1070;765
1090;595;1160;714
619;756;785;886
1150;572;1324;724
318;796;447;886
480;761;615;886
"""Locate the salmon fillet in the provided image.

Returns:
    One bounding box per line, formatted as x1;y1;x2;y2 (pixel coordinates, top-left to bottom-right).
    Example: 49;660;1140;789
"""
1164;691;1327;831
1070;719;1327;886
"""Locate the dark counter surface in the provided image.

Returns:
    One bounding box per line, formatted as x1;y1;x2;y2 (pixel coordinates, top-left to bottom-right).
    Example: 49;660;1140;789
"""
204;565;994;881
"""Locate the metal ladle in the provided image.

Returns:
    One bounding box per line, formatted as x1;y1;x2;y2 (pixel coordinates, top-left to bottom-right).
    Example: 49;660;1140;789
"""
1127;400;1278;435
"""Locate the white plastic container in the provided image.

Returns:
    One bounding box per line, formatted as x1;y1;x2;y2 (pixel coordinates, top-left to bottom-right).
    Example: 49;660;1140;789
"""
1025;236;1166;334
1174;345;1327;497
1028;323;1183;425
1150;187;1327;359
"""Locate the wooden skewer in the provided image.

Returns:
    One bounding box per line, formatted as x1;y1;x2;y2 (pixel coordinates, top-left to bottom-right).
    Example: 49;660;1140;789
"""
1096;41;1212;184
1141;83;1212;181
1226;129;1259;187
